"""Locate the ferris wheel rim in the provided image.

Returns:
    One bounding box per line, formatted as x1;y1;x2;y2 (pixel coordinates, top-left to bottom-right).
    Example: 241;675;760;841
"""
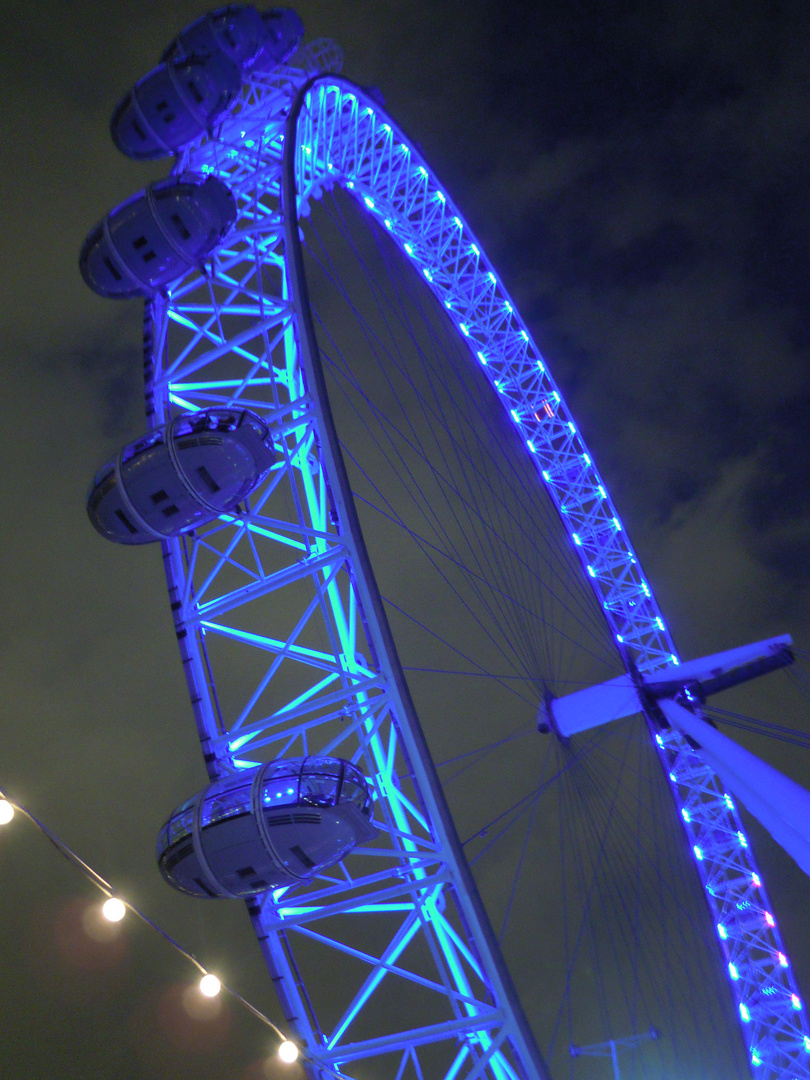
284;72;810;1077
138;58;810;1080
281;71;551;1080
282;79;807;1067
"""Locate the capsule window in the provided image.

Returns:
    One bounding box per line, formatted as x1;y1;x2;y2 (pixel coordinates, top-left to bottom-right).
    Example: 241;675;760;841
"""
87;469;115;516
203;783;251;827
150;489;169;505
304;757;342;776
132;119;147;141
196;465;221;493
132;234;158;262
300;774;340;807
341;781;369;811
114;508;138;534
171;213;191;240
153;98;175;123
193;876;217;897
153;100;177;123
169;805;194;844
161;503;180;518
103;257;123;281
291;845;315;869
164;841;193;872
186;80;204;104
343;762;365;786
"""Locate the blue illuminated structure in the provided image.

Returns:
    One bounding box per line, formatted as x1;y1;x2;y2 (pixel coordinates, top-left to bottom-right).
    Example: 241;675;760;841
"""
83;17;810;1080
280;74;810;1080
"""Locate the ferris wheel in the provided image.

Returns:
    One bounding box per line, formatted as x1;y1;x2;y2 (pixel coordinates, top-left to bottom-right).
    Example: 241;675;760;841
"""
78;7;810;1080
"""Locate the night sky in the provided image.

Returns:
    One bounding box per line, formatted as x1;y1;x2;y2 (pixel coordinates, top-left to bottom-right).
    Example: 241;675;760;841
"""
2;1;810;1077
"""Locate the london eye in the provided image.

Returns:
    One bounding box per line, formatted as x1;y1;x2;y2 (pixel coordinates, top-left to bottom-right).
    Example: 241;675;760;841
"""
4;5;810;1080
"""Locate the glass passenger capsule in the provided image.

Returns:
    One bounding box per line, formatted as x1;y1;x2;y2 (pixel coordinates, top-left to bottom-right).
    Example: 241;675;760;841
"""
80;173;236;299
161;5;268;67
87;407;275;544
110;50;241;160
162;6;304;73
249;7;304;71
157;757;377;898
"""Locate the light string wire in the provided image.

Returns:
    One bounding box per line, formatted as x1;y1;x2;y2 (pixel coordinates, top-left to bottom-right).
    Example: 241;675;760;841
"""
0;785;354;1080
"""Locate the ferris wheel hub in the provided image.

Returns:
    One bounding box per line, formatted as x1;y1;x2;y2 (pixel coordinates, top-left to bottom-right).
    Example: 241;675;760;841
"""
545;634;794;739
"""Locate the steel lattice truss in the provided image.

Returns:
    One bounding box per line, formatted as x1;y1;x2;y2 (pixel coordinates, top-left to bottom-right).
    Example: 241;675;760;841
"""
140;50;810;1080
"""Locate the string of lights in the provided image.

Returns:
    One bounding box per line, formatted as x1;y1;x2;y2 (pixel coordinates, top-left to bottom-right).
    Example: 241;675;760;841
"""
0;787;350;1077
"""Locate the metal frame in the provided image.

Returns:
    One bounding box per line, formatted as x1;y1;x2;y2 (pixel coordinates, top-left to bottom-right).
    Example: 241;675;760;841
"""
139;49;810;1080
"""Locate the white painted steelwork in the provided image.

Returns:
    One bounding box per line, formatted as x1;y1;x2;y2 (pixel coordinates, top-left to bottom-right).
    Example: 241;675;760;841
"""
136;44;810;1080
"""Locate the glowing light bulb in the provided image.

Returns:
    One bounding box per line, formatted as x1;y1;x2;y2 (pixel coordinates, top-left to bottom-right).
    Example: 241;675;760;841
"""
0;800;14;824
102;897;126;922
278;1040;299;1063
199;973;221;997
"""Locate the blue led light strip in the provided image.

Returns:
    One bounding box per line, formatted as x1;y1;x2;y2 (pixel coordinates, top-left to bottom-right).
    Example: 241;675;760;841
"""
147;49;546;1080
292;76;810;1080
141;45;810;1080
